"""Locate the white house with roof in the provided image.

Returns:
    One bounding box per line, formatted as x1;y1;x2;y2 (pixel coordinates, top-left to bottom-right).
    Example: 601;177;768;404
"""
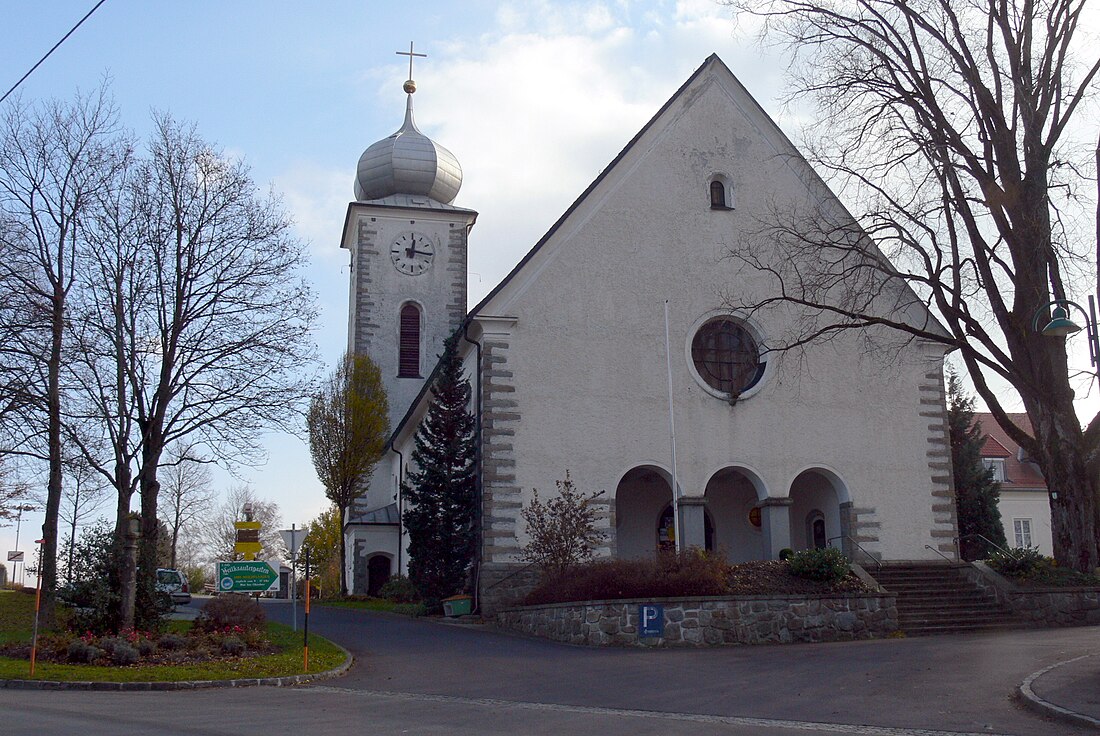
974;412;1053;555
340;54;959;607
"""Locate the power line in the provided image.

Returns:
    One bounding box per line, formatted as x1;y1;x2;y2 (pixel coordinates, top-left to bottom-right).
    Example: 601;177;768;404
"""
0;0;110;106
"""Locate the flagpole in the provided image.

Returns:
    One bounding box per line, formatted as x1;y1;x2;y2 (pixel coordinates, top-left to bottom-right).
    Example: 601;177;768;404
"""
664;300;682;552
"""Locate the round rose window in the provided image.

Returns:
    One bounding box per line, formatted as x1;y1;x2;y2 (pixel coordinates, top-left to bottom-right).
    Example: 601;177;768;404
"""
691;318;764;396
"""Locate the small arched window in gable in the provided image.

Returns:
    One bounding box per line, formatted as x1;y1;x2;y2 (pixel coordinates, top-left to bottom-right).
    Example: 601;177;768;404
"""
709;176;734;210
398;303;421;377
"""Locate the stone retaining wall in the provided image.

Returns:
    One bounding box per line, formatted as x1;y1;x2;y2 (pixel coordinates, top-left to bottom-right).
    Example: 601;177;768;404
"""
965;563;1100;627
496;594;898;647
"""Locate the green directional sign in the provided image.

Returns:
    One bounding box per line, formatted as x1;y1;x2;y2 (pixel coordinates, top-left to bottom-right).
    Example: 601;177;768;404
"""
216;561;280;593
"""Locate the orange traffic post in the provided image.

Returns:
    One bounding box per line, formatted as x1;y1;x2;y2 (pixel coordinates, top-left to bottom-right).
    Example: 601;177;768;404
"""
29;539;44;677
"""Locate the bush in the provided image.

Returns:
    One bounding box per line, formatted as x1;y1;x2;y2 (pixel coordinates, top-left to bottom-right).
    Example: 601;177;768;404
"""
787;547;850;583
779;548;794;561
136;638;157;657
523;551;731;605
66;640;101;664
379;575;420;603
158;632;186;650
192;593;265;632
220;635;246;656
986;546;1045;576
110;642;139;666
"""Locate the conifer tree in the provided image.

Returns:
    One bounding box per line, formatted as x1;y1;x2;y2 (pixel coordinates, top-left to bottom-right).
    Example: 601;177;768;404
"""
402;333;477;607
947;371;1007;560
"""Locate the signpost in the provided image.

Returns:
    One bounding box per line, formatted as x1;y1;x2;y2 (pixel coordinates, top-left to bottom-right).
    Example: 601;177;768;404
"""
279;524;302;631
215;560;280;593
6;551;23;562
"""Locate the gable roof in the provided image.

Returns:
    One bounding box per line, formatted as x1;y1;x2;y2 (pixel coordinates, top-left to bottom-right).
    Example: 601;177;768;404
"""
385;53;950;448
974;412;1046;491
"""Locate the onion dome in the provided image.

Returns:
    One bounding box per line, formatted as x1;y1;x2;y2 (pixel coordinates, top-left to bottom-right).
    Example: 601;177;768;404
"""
354;86;462;204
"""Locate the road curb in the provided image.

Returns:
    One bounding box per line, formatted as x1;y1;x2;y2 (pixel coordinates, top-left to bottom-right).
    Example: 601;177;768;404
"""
1016;653;1100;730
0;641;353;692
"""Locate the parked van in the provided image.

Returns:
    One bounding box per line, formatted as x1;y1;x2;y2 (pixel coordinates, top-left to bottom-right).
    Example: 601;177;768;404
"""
156;568;191;605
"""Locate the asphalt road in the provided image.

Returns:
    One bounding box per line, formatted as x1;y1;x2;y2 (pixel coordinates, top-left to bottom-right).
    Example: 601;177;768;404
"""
5;600;1098;736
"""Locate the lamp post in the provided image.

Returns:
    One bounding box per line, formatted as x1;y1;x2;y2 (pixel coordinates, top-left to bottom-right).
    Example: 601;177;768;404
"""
1031;296;1099;368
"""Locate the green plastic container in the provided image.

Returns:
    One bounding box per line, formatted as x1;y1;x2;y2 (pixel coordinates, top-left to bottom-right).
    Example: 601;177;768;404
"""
442;594;473;617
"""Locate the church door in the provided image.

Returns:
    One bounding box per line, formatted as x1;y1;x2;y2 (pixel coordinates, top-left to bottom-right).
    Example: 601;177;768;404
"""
367;555;391;596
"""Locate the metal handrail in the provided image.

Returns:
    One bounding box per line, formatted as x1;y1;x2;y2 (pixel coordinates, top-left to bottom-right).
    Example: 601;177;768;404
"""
955;533;1018;561
826;535;882;570
924;544;955;563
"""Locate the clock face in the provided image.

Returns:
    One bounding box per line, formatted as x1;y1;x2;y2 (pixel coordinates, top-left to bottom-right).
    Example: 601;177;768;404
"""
390;232;435;275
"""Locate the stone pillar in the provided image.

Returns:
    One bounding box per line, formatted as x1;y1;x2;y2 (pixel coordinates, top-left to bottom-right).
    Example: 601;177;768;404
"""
759;497;793;559
678;496;707;550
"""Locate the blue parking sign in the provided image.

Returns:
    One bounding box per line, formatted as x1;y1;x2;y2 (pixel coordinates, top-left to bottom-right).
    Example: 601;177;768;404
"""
639;604;664;637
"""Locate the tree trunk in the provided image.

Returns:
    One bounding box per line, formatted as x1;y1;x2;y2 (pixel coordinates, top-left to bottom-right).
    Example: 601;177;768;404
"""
339;505;348;597
1031;405;1100;572
39;283;67;628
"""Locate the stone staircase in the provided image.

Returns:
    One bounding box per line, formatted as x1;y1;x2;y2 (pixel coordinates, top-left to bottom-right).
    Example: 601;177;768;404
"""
871;563;1025;636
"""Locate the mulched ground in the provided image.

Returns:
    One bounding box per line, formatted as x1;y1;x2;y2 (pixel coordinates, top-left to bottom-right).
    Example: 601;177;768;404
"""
726;560;874;595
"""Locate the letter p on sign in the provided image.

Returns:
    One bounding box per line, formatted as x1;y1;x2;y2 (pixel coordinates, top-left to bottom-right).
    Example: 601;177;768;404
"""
639;604;664;638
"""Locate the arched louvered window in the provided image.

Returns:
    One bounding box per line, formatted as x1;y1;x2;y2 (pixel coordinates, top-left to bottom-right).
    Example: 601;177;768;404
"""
710;180;727;208
398;303;421;377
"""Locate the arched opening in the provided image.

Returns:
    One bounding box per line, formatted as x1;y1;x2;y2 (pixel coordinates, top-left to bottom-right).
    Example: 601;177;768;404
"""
367;554;392;596
657;504;714;552
615;466;673;559
398;303;421;377
704;466;765;562
788;470;846;551
710;179;727;208
807;510;827;549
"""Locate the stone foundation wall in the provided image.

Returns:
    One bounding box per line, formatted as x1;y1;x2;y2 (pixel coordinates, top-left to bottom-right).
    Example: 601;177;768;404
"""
496;594;898;647
965;563;1100;627
478;563;542;615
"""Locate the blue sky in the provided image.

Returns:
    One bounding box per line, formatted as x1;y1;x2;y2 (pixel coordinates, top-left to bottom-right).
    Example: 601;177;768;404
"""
1;1;1096;572
0;0;797;564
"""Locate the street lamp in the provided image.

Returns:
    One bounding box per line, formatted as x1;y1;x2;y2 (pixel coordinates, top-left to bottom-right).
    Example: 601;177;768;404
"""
1032;296;1099;367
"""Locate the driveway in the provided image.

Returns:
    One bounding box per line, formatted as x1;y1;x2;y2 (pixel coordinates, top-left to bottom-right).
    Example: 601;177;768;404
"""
4;600;1096;735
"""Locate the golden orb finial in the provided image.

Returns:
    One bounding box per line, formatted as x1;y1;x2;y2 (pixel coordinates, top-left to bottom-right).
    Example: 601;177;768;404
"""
403;79;417;94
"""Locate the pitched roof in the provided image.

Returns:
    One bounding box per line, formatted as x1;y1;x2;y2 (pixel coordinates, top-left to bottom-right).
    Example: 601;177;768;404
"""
973;412;1046;491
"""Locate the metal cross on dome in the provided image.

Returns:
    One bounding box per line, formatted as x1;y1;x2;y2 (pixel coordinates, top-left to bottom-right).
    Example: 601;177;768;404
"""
396;41;427;82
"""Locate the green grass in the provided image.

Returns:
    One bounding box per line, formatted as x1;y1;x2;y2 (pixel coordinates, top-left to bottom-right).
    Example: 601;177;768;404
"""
0;591;347;683
318;598;426;616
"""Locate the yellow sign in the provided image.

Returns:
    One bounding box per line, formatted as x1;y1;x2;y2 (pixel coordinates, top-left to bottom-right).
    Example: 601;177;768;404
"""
234;521;262;530
234;541;263;561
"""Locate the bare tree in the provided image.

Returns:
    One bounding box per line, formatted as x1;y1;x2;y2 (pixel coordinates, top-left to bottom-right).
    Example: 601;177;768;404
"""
56;454;110;575
307;352;389;596
0;87;129;619
68;113;317;604
723;0;1100;571
157;442;215;570
199;484;284;563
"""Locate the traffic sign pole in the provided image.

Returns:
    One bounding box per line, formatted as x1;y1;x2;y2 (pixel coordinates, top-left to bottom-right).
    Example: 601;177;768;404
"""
303;547;310;671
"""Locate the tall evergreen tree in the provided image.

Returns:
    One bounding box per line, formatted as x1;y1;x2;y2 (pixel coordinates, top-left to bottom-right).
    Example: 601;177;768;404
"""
947;371;1007;560
402;333;477;608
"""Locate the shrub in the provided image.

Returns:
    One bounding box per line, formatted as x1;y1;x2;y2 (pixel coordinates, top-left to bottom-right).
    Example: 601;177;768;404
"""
779;548;794;561
787;547;850;583
220;635;246;656
986;546;1045;576
379;575;420;603
523;551;731;605
521;471;606;574
192;593;265;632
391;602;427;617
110;642;139;665
136;638;157;657
66;640;101;664
158;633;186;650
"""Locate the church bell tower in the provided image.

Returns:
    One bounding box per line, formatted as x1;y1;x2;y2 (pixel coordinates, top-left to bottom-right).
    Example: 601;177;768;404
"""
341;45;478;460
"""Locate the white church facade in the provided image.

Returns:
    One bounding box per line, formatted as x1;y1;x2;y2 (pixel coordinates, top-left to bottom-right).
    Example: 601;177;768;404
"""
341;54;958;606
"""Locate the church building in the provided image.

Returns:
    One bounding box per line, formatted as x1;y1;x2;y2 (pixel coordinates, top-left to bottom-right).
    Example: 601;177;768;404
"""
341;53;958;608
